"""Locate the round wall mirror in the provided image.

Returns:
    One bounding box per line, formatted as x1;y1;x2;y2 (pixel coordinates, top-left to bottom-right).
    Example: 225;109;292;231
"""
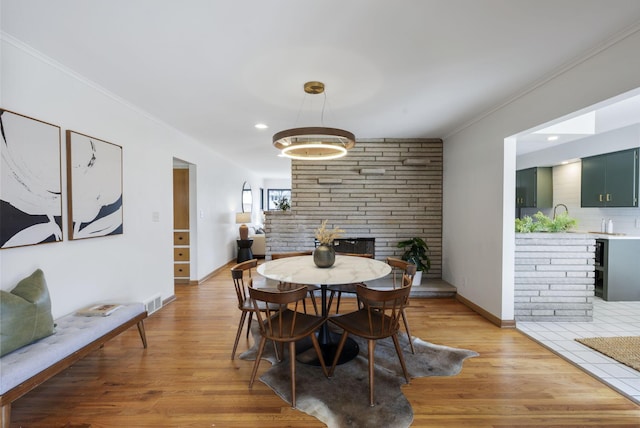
242;181;252;213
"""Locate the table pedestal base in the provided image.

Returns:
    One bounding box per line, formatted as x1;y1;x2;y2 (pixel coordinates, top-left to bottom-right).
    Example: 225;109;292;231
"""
296;330;359;366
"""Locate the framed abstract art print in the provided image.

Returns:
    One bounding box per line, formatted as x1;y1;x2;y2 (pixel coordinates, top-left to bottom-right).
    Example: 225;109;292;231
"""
66;130;123;240
0;109;63;249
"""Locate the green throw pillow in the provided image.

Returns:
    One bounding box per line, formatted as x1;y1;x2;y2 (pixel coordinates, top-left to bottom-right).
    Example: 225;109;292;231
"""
0;269;55;357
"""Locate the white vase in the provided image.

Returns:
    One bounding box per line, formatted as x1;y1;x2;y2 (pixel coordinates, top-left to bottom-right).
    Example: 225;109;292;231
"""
412;270;423;286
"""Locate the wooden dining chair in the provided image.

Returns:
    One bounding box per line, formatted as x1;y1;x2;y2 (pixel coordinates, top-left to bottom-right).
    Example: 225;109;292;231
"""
248;285;329;408
230;259;279;360
386;257;417;353
328;276;412;406
271;251;318;315
327;252;373;314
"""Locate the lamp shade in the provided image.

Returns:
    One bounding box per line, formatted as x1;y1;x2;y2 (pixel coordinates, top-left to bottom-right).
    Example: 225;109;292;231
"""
235;212;251;224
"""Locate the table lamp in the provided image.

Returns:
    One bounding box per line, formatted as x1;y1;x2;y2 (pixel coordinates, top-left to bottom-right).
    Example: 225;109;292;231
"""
235;212;251;240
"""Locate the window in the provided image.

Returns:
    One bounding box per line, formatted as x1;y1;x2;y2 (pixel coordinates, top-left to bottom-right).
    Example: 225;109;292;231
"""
267;189;291;210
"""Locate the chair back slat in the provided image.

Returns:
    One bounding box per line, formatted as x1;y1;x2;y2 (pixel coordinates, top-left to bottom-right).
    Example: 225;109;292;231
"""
387;257;416;288
249;286;309;340
271;251;312;260
231;259;258;306
356;279;411;337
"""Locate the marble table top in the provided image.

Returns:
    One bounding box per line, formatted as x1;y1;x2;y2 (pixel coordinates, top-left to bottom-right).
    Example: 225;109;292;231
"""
257;255;391;286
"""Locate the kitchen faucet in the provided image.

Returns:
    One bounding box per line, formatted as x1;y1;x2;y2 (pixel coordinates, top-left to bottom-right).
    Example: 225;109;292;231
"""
553;203;569;219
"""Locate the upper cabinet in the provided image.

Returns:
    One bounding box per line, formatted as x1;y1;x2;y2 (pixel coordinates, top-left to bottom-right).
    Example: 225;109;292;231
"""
516;167;553;209
581;148;639;207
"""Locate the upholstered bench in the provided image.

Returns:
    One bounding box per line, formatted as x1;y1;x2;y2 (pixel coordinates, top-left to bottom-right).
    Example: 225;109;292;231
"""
0;302;147;428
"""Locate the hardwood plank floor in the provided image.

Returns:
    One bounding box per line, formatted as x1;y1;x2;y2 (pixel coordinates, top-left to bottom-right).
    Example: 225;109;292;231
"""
9;263;640;427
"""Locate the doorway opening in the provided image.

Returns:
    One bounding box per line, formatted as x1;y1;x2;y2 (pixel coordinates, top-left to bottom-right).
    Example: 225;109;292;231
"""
173;158;197;286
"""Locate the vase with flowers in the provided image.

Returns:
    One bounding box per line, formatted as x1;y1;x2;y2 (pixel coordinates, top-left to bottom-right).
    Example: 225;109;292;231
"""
313;219;344;268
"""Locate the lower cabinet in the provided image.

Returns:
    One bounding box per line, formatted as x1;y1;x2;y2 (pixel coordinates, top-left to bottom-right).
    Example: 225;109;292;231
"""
174;231;190;283
596;238;640;301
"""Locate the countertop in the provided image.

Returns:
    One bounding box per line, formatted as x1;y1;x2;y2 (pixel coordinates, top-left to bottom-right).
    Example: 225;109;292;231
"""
572;231;640;240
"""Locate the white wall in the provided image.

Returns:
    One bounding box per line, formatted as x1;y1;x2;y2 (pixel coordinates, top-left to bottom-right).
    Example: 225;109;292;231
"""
443;26;640;322
517;124;640;169
0;36;259;318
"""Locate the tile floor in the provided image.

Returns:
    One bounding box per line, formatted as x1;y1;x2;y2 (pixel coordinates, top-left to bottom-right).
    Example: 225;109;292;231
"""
517;298;640;404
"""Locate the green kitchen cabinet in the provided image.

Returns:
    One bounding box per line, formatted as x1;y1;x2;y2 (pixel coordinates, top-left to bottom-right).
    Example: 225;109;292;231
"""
516;167;552;209
581;148;639;207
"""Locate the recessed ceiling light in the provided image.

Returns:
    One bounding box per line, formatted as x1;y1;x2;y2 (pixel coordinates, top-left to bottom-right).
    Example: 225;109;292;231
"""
558;158;580;166
547;135;559;141
255;123;268;129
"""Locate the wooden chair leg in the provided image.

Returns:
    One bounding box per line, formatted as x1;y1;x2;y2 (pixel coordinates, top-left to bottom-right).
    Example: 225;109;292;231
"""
272;340;281;361
246;312;253;339
231;311;248;359
289;341;297;408
368;339;376;406
329;331;349;377
401;309;415;354
327;290;343;314
308;290;319;315
392;333;411;383
249;337;267;388
309;331;329;377
327;291;336;314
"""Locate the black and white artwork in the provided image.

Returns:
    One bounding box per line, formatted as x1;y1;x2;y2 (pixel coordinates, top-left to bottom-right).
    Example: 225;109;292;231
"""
0;109;63;249
66;130;123;240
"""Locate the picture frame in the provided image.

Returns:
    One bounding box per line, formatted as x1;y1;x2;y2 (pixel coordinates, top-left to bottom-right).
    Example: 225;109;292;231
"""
267;189;291;210
66;130;123;240
0;109;63;249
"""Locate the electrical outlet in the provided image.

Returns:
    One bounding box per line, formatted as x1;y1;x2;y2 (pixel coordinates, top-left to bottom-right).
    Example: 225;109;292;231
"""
636;217;640;229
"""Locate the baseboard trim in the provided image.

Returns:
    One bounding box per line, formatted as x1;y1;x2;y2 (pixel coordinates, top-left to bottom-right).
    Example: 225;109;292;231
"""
197;261;236;284
456;294;516;328
163;295;177;306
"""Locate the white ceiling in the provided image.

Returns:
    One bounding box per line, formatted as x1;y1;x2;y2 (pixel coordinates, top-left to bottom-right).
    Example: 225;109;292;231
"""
515;89;640;156
3;1;640;178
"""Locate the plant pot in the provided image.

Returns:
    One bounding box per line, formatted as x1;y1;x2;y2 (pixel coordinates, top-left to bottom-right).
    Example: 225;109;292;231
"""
412;270;423;286
313;245;335;268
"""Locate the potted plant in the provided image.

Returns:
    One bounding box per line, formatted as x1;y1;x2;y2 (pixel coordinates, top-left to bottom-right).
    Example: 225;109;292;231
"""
313;219;344;268
397;237;430;285
515;211;577;233
276;196;290;211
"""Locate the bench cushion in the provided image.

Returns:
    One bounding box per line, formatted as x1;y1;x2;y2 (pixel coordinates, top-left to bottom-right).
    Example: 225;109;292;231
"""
0;302;144;395
0;269;54;357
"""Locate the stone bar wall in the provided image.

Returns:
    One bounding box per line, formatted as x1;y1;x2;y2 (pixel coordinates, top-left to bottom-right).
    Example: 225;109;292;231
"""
265;138;443;279
514;233;595;322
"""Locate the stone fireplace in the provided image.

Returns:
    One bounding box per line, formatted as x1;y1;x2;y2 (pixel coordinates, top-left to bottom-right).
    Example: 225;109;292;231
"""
264;138;443;279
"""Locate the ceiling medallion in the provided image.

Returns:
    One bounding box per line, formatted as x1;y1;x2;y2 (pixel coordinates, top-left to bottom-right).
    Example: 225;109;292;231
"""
273;81;355;160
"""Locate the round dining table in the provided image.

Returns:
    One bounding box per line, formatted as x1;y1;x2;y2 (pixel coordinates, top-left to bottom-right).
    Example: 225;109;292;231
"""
257;254;391;365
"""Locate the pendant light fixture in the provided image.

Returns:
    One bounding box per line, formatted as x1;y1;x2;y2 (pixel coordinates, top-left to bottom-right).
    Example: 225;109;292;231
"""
273;81;355;160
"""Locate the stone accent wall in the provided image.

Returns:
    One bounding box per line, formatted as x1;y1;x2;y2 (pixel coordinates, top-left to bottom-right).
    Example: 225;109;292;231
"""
265;138;442;279
515;233;595;322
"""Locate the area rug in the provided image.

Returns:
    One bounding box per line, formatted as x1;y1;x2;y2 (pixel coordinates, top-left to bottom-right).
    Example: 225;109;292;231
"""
240;327;478;428
576;336;640;371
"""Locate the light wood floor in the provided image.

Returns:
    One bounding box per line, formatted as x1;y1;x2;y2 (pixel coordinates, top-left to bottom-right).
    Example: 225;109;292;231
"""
9;264;640;427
